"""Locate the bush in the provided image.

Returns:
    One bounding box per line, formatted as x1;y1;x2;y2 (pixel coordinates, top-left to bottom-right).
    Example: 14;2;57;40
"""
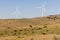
7;27;10;29
38;28;42;30
14;30;17;32
0;33;3;35
31;38;33;40
32;31;34;34
44;25;47;28
30;25;32;28
18;36;20;38
19;30;22;31
46;30;48;32
42;33;46;35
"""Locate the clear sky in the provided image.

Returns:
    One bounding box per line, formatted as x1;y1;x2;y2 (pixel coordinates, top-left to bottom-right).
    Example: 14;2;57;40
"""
0;0;60;19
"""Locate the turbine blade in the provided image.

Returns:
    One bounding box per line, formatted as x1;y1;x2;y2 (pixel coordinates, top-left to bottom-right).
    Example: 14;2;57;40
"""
42;1;46;8
36;7;42;8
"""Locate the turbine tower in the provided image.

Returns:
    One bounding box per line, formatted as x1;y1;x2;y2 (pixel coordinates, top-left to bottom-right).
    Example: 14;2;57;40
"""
42;2;46;16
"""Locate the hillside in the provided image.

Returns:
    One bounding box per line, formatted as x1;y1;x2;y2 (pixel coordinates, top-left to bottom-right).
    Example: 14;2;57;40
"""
0;14;60;40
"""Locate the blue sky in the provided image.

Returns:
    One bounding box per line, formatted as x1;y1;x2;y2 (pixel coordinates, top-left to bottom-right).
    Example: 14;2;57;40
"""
0;0;60;19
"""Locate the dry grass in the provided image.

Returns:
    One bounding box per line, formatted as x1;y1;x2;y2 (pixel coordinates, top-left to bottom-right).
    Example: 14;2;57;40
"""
0;34;58;40
0;14;60;40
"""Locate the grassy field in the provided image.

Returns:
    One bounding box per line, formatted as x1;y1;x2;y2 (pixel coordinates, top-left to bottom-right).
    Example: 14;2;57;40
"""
0;15;60;40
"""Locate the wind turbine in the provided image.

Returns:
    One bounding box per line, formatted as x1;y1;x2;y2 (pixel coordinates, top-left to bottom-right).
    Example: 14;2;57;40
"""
37;1;46;17
11;6;22;19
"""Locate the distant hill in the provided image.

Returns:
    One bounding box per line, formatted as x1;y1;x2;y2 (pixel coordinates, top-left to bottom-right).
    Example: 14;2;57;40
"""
0;14;60;28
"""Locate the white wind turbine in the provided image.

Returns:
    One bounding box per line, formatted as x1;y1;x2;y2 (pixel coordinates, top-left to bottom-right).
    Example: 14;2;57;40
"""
37;1;46;17
11;6;22;19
